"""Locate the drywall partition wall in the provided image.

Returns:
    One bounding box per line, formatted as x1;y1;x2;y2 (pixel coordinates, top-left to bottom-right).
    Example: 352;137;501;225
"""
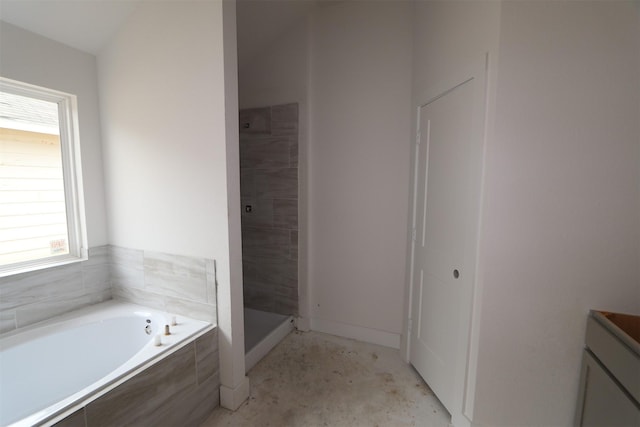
308;1;412;347
97;1;227;261
219;0;250;410
0;22;109;248
237;6;310;110
471;2;640;425
97;0;248;410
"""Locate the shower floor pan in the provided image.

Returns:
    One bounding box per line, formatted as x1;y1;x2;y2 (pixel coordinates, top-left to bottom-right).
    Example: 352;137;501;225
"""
244;308;294;372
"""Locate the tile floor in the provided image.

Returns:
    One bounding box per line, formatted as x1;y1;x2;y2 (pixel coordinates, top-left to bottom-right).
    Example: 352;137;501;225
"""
202;330;451;426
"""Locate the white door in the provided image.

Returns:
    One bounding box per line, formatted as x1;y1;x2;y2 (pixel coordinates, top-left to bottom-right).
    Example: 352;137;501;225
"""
409;78;481;415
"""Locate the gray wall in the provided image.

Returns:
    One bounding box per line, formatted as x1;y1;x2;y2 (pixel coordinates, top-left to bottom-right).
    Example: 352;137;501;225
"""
239;103;299;316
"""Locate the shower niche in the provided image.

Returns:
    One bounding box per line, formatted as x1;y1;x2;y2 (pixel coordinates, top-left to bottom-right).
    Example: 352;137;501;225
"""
239;103;299;371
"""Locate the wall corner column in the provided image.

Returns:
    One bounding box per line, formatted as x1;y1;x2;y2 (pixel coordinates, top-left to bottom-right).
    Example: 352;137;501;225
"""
218;0;249;410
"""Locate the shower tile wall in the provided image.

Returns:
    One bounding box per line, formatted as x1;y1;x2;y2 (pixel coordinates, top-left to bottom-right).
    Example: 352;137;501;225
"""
240;103;298;316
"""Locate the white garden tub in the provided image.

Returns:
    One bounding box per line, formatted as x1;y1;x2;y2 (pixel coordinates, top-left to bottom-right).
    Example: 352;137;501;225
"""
0;300;212;427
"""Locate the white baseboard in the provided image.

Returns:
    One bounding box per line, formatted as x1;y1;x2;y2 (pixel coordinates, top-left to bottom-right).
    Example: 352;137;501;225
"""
451;412;472;427
310;317;401;349
245;315;294;372
295;316;310;331
220;376;250;411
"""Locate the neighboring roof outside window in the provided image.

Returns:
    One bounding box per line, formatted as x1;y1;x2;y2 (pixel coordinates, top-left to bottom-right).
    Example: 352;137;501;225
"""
0;91;60;135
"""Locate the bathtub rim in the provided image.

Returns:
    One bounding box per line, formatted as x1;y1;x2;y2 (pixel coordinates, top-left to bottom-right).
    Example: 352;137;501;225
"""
0;299;215;427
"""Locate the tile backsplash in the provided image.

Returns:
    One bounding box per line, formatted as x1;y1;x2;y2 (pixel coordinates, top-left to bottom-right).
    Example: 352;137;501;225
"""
0;245;218;335
111;246;217;324
0;246;111;334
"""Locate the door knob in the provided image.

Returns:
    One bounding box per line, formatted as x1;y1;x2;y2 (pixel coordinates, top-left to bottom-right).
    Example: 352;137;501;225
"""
453;269;460;279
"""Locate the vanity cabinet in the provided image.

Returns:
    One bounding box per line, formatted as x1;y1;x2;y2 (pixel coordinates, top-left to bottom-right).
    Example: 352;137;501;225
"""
575;311;640;427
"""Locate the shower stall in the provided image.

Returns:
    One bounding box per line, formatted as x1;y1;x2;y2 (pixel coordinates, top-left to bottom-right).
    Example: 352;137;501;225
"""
239;103;299;371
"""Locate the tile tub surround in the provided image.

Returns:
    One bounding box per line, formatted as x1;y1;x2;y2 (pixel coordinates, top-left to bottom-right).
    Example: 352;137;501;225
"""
52;328;220;427
240;103;299;316
110;246;217;324
0;246;112;334
0;245;218;333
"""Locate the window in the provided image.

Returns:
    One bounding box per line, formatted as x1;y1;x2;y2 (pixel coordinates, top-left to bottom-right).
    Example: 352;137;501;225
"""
0;77;87;276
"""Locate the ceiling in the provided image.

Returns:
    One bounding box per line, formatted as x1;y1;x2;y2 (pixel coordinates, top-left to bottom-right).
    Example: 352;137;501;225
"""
0;0;139;54
0;0;317;63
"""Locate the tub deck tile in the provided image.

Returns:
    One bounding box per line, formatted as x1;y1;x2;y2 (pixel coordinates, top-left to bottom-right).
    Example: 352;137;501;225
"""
195;329;219;385
85;342;196;427
181;373;220;427
52;408;86;427
0;310;16;334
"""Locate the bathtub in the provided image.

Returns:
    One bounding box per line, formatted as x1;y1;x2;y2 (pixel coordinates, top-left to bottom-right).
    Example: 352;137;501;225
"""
0;300;214;427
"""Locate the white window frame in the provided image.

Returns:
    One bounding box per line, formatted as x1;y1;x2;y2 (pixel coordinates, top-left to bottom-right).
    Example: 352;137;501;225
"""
0;77;88;277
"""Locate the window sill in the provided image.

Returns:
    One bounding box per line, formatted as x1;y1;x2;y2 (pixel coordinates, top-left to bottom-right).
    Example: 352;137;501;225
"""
0;250;88;279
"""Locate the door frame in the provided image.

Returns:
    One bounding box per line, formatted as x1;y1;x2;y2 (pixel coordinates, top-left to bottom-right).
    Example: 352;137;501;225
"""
402;53;492;427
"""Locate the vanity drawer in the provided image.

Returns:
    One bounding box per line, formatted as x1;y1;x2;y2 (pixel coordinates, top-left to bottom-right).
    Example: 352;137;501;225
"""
585;312;640;403
576;350;640;427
